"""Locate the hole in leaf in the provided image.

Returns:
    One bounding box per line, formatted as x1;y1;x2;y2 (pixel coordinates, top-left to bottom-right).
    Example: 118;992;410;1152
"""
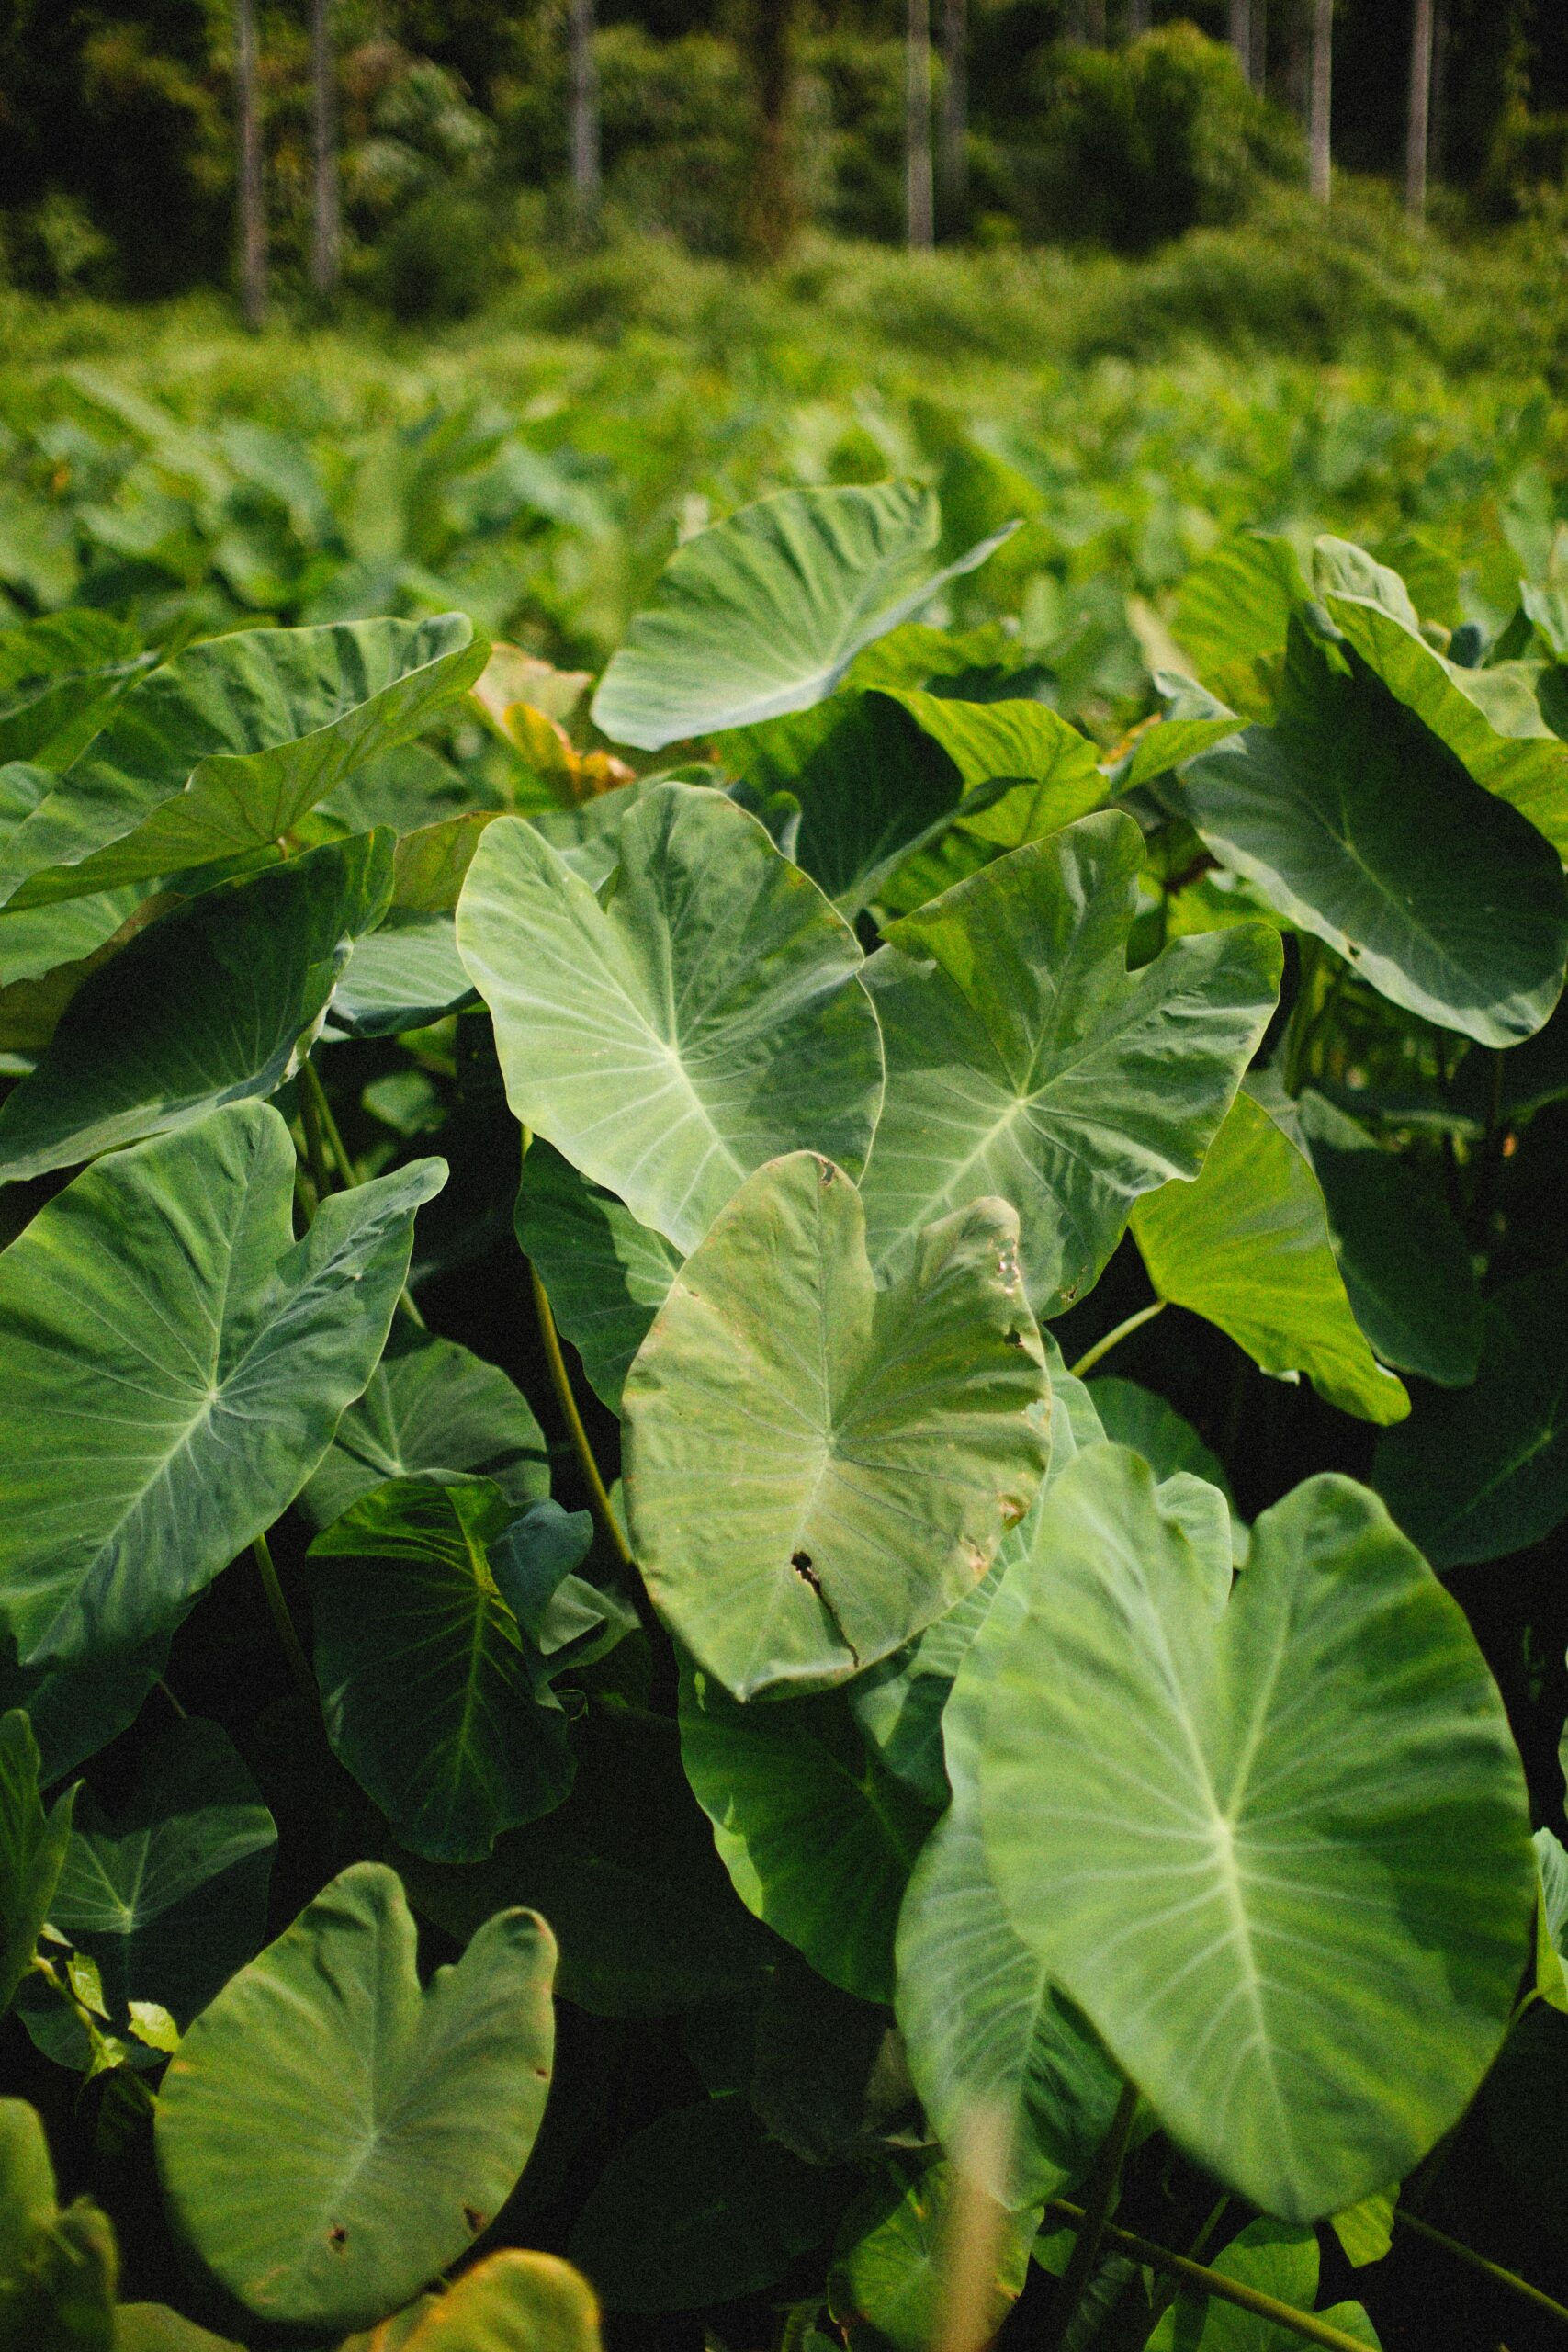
463;2206;486;2235
328;2225;348;2252
791;1549;824;1595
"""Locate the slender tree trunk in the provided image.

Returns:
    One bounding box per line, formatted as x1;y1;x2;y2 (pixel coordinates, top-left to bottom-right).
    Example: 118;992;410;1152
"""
235;0;265;329
309;0;340;300
1309;0;1333;202
1429;0;1449;188
1125;0;1151;35
1084;0;1106;42
569;0;601;232
906;0;933;251
1251;0;1268;92
1404;0;1434;219
1229;0;1253;86
1064;0;1087;40
938;0;968;237
747;0;797;263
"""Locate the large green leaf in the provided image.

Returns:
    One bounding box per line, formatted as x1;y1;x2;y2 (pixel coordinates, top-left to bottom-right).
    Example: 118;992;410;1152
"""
1145;2218;1378;2351
1316;537;1568;855
829;2161;1032;2352
0;614;482;912
0;1634;168;1785
300;1331;548;1528
155;1861;555;2332
0;834;392;1182
0;1101;446;1665
894;1546;1126;2213
624;1151;1048;1700
399;1702;772;2018
457;785;884;1256
1130;1091;1409;1424
1374;1266;1568;1568
680;1665;936;2002
34;1718;275;2046
858;813;1280;1315
977;1446;1534;2221
1178;617;1568;1046
309;1479;576;1863
0;1711;76;2018
590;483;1014;750
1173;529;1305;707
1297;1091;1482;1387
567;2095;842;2311
513;1143;682;1416
732;686;1103;916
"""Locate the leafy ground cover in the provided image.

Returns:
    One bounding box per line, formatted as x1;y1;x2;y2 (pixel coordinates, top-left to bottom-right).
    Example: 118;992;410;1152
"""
5;232;1568;2351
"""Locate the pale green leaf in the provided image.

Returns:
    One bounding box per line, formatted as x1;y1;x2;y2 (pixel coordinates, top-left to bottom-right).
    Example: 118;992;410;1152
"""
457;785;883;1257
154;1862;555;2332
623;1151;1048;1699
978;1446;1534;2220
300;1331;548;1529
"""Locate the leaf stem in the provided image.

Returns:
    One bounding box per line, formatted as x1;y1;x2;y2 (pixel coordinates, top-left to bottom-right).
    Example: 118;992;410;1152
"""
1042;2079;1140;2349
296;1069;333;1204
529;1262;634;1575
300;1057;357;1190
251;1532;316;1707
1069;1300;1166;1381
1042;2200;1374;2352
1394;2211;1568;2333
1134;2196;1230;2346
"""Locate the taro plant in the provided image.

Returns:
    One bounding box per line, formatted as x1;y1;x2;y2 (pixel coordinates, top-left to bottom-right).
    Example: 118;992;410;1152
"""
2;483;1568;2351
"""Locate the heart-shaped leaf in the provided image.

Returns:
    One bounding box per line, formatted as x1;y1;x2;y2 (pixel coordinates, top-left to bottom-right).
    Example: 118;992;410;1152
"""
309;1479;576;1863
977;1445;1534;2220
154;1861;556;2331
1374;1266;1568;1568
623;1151;1049;1699
0;614;483;911
329;912;477;1038
0;833;393;1183
1178;617;1568;1046
0;1711;76;2018
829;2160;1033;2352
458;785;884;1257
590;483;1014;749
0;1101;446;1665
859;812;1280;1314
1130;1091;1409;1424
43;1718;274;2033
300;1331;548;1529
680;1665;935;2002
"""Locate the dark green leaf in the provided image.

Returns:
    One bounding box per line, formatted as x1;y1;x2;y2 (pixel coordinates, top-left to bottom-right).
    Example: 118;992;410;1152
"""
513;1142;682;1416
300;1331;548;1529
0;1711;76;2018
0;1102;446;1665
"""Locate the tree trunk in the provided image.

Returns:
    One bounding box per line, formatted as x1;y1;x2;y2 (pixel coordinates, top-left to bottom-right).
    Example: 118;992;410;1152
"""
906;0;933;251
1229;0;1253;86
1084;0;1106;42
938;0;968;236
309;0;340;301
1251;0;1268;92
1125;0;1151;32
1309;0;1332;202
569;0;601;232
235;0;265;330
747;0;797;263
1404;0;1434;220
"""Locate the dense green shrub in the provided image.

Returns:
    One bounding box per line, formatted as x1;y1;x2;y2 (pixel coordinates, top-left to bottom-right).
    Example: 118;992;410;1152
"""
1015;25;1300;254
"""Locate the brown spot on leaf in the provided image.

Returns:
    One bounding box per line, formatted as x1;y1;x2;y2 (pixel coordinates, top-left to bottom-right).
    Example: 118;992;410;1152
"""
328;2226;348;2252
